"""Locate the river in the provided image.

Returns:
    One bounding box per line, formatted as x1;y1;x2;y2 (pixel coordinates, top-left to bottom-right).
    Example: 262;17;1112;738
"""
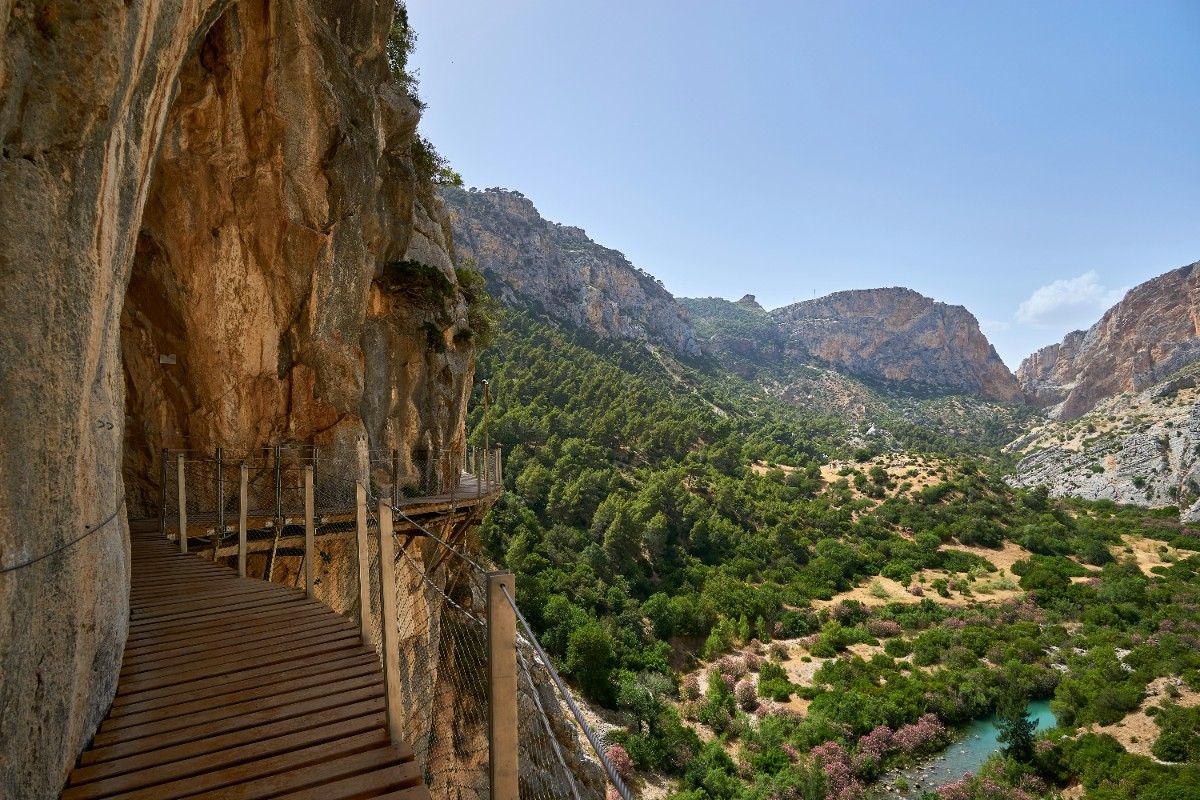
872;700;1058;798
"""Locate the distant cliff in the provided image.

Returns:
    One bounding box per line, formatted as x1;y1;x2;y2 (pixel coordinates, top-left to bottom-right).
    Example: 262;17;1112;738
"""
767;288;1020;402
441;187;700;355
1017;261;1200;419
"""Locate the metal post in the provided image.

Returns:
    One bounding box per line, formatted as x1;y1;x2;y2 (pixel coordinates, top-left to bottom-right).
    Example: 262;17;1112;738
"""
377;499;403;744
159;448;168;538
488;571;519;799
355;481;372;644
214;447;224;561
238;463;248;578
304;465;315;599
391;448;400;507
177;453;187;553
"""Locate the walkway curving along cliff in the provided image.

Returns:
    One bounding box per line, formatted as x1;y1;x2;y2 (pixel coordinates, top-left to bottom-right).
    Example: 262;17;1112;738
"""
60;526;431;800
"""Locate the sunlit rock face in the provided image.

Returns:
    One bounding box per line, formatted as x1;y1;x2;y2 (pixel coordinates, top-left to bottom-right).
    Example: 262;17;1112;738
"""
441;186;701;356
0;2;474;796
1017;261;1200;419
771;287;1022;402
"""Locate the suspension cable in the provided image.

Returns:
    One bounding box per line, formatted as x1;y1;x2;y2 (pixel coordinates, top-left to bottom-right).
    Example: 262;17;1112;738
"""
500;584;634;800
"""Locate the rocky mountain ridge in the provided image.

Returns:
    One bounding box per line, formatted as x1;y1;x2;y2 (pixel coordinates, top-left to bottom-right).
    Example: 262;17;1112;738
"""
446;187;1023;405
441;187;700;355
1017;261;1200;418
771;288;1022;402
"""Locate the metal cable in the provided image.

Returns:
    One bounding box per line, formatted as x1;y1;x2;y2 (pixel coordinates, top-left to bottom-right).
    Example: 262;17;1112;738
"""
516;646;586;800
500;585;634;800
0;500;126;574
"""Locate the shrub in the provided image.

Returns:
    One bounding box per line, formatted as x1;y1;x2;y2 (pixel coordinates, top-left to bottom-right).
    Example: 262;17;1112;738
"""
735;678;758;711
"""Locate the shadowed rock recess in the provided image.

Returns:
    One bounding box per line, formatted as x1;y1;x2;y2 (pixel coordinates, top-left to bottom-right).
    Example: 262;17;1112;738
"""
0;3;477;796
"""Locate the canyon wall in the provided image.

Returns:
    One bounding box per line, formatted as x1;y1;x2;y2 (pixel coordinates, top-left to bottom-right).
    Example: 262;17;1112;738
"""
442;186;701;356
770;288;1022;401
1016;261;1200;419
0;2;477;796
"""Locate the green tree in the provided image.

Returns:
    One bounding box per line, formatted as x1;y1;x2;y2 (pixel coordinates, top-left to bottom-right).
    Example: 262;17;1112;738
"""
996;690;1037;763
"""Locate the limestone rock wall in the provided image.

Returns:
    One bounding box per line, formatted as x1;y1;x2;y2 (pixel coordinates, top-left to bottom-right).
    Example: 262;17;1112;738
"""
1007;368;1200;520
1016;262;1200;419
771;287;1022;401
442;186;701;356
0;2;475;796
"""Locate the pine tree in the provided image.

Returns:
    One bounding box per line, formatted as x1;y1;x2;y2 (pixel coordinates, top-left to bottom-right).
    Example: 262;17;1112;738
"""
996;690;1037;763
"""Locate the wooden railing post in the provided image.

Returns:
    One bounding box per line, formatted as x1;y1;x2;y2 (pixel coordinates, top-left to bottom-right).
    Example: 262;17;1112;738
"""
356;435;369;488
304;465;315;598
159;447;168;538
391;448;400;507
177;453;188;553
238;463;248;578
495;447;502;489
355;481;372;643
377;499;403;744
214;446;224;560
488;571;519;800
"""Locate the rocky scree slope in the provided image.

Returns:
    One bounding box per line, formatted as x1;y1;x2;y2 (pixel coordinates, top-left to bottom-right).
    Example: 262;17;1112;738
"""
1017;261;1200;419
441;186;700;356
1008;366;1200;521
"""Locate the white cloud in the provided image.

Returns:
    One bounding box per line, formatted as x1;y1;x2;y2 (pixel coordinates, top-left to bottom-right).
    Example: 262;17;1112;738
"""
1015;270;1128;329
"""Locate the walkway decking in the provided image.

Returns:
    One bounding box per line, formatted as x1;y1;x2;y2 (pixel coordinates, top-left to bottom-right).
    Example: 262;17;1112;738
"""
62;528;430;800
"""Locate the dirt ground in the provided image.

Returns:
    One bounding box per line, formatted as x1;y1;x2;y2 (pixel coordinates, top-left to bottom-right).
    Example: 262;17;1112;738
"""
817;454;950;502
1117;534;1183;576
810;541;1031;611
1088;677;1200;761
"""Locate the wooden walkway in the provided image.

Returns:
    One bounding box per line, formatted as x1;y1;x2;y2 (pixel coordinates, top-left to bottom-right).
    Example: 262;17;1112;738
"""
62;528;430;800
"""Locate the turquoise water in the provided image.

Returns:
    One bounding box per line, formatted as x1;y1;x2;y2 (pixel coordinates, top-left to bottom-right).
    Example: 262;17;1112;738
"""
874;701;1057;798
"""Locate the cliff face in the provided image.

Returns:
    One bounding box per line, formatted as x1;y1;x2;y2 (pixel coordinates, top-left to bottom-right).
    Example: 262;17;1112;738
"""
1016;262;1200;419
0;3;475;796
441;187;700;356
770;288;1022;402
1007;368;1200;521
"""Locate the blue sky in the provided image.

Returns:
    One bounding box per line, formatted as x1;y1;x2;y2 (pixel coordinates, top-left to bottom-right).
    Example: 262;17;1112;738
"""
407;1;1200;368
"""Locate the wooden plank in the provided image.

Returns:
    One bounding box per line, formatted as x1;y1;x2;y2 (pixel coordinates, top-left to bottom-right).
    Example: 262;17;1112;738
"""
123;600;331;649
268;757;425;800
109;653;378;719
66;712;386;794
102;661;380;732
85;684;384;764
94;673;382;745
77;699;386;775
66;476;430;800
111;640;371;710
115;630;363;696
190;748;422;800
121;612;350;668
71;730;398;800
